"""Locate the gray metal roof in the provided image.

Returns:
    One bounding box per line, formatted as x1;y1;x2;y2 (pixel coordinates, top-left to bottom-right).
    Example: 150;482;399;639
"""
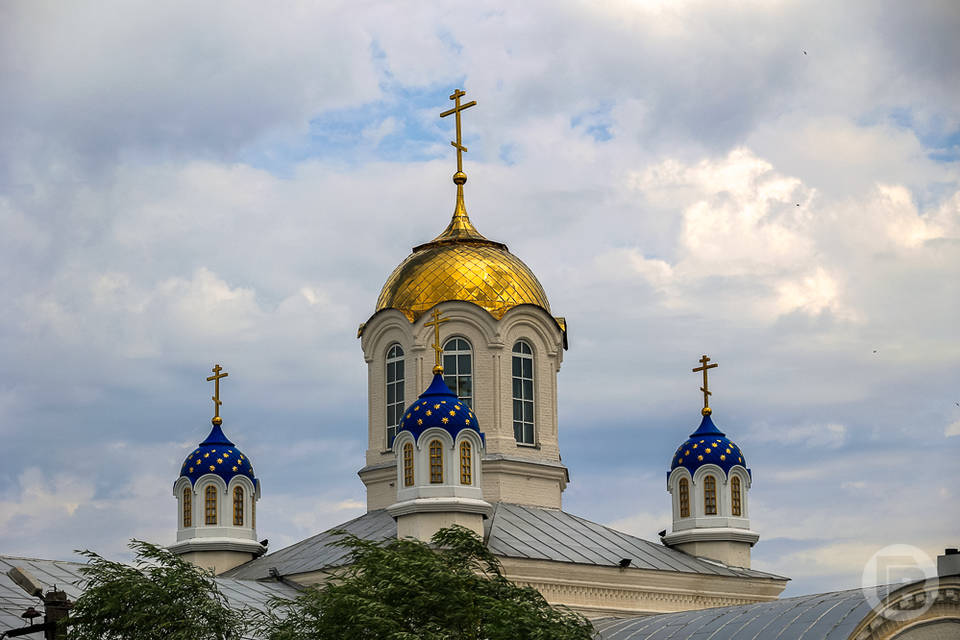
591;584;893;640
487;503;782;579
225;502;784;581
224;507;397;580
0;554;299;638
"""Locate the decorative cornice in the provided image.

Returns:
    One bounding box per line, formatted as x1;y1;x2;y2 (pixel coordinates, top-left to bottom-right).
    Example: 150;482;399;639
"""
387;496;493;519
663;527;759;546
483;455;570;486
168;538;265;556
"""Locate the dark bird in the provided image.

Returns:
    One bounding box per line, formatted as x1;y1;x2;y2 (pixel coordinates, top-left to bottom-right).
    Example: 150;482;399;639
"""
619;558;632;568
803;50;808;55
260;539;269;547
21;606;41;620
796;203;801;206
955;402;959;408
657;529;667;537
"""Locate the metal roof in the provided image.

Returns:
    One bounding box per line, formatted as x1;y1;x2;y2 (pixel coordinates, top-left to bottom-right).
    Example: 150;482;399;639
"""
0;554;299;638
224;502;784;581
591;584;893;640
487;503;781;579
224;508;397;580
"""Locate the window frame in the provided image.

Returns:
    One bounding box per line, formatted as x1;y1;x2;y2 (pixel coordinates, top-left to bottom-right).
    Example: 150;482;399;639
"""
385;344;405;449
511;340;535;444
182;487;192;528
403;442;415;487
731;476;742;517
704;475;717;516
429;439;444;484
678;478;690;518
233;486;244;526
204;485;218;525
442;337;473;408
460;441;472;485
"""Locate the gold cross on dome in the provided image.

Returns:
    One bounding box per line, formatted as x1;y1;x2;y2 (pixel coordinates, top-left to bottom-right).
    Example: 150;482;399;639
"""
206;364;229;421
424;308;450;374
440;89;476;176
692;355;718;416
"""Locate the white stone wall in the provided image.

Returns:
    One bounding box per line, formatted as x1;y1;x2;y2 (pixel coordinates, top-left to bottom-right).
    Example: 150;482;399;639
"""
173;474;261;543
663;465;758;567
170;474;264;574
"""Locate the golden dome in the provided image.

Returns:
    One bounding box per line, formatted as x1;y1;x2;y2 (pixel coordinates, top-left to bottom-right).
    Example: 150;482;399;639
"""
375;188;551;324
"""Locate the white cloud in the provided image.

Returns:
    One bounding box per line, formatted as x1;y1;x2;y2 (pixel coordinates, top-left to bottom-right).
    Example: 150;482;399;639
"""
750;422;848;449
946;420;960;437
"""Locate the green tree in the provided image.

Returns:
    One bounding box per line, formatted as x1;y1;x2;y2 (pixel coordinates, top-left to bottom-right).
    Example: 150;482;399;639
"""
68;540;246;640
255;525;594;640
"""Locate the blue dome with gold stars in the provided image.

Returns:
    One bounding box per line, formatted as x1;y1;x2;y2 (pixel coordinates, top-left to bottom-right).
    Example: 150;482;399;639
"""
399;373;482;440
670;414;748;477
178;422;258;488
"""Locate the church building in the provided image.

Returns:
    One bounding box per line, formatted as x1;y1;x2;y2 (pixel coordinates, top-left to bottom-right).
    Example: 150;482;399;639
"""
2;89;958;640
174;88;792;616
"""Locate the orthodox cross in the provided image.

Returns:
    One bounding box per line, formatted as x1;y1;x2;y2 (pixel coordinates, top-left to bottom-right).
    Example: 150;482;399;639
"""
692;355;718;415
206;364;229;422
440;89;476;175
424;308;450;374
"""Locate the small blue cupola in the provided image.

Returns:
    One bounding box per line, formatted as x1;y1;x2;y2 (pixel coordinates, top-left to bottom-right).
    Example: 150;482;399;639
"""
669;412;748;478
178;419;258;488
398;372;483;442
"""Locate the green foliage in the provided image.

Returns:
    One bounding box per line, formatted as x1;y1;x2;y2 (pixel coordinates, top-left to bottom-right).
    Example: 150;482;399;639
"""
255;525;594;640
67;540;246;640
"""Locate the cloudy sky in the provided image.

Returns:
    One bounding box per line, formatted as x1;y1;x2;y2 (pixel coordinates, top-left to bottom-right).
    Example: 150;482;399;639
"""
1;0;958;597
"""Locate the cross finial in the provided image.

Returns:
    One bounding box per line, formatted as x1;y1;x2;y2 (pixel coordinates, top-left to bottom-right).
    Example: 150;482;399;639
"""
440;88;477;185
691;355;718;416
424;308;451;374
206;364;229;425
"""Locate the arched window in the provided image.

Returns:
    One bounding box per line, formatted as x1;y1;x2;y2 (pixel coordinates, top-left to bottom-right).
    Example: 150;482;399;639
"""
233;486;244;526
704;475;717;515
204;486;218;525
403;442;415;487
678;478;690;518
386;344;405;448
442;338;472;407
182;487;192;527
429;440;443;484
460;441;472;485
512;340;535;444
731;476;742;516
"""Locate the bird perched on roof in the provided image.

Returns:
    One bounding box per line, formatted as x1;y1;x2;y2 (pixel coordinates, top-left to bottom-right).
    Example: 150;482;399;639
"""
21;606;41;620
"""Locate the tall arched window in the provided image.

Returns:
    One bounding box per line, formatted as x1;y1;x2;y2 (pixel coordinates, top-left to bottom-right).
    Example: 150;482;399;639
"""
386;344;405;448
403;442;415;487
731;476;742;516
678;478;690;518
512;340;535;444
182;487;192;527
460;441;472;485
442;338;472;407
204;486;218;525
429;440;443;484
704;475;717;515
233;487;244;526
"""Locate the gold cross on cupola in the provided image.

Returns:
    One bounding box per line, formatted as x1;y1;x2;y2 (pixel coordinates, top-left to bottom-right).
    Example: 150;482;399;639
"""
206;364;229;425
692;355;718;416
424;308;450;374
440;89;476;182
